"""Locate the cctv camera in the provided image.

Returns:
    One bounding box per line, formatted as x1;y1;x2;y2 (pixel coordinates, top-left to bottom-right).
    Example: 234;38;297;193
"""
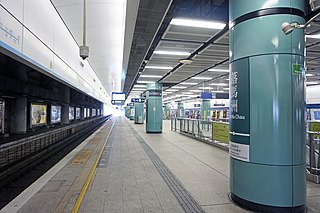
79;45;89;60
281;22;295;35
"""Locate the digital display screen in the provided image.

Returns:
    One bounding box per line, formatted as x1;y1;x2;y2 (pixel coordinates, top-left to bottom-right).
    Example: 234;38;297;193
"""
51;105;61;124
112;92;125;101
31;103;47;126
76;107;81;119
92;109;96;117
0;100;4;133
69;107;75;120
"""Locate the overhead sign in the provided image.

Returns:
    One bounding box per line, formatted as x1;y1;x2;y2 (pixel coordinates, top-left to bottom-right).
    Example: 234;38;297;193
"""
131;98;145;103
200;92;212;99
112;92;126;105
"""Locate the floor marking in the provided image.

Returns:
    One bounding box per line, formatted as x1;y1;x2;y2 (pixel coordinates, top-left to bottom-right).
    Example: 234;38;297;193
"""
0;122;108;213
72;120;115;213
70;149;92;165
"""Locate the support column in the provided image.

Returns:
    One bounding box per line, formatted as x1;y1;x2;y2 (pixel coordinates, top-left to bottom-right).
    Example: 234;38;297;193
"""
177;101;184;118
229;1;306;212
80;107;85;120
201;99;210;120
146;83;162;133
61;86;70;124
9;97;27;134
134;102;144;124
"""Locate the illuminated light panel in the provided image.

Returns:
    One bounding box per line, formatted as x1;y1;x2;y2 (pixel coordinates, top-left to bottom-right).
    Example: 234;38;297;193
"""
306;74;314;77
132;88;146;91
208;69;229;72
210;83;228;86
211;90;224;93
199;87;212;89
170;18;226;29
134;85;147;88
307;81;318;85
153;50;190;56
145;66;173;69
306;34;320;39
140;75;162;78
189;89;202;92
223;88;230;90
172;86;187;89
179;82;198;85
191;76;212;80
137;80;155;84
166;89;179;92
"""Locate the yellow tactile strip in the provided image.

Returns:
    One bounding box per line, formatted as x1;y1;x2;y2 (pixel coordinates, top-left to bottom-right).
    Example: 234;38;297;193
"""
53;118;115;213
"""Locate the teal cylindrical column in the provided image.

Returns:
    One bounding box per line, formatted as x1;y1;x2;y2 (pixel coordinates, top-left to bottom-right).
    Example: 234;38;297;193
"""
177;102;184;118
229;1;306;212
146;83;162;133
129;104;134;120
134;102;144;124
201;99;210;120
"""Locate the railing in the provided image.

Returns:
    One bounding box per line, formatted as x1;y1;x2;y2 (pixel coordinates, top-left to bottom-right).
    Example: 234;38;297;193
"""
171;118;229;150
171;117;320;183
0;115;110;170
307;131;320;183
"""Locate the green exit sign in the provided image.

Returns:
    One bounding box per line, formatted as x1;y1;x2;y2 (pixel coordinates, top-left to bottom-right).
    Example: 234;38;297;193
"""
292;64;303;75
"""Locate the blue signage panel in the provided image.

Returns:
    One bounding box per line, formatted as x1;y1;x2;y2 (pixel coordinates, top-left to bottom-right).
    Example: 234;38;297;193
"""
131;98;145;103
200;92;212;99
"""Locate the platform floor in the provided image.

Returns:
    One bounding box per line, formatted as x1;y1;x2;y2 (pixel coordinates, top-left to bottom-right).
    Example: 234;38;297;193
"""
1;116;320;213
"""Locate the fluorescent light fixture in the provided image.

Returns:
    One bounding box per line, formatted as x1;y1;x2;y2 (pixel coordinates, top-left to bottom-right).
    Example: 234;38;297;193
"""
132;88;146;91
172;86;187;89
199;87;212;89
134;85;147;88
163;91;173;94
191;76;213;80
153;50;190;56
306;73;314;77
140;75;162;78
306;34;320;39
211;90;224;93
208;69;229;72
166;89;179;92
145;66;173;69
170;18;225;29
210;83;228;86
223;88;230;90
181;92;194;94
137;80;155;84
189;89;202;92
307;81;318;85
179;82;198;85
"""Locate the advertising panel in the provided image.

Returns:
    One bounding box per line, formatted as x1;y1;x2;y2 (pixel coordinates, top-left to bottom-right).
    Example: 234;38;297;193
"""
76;107;81;119
69;107;75;120
51;105;61;124
31;103;47;126
0;100;4;133
87;108;90;117
84;108;87;118
97;109;100;116
92;109;96;117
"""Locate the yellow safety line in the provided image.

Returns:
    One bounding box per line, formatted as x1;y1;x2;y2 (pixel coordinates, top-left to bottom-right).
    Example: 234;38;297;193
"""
72;119;115;213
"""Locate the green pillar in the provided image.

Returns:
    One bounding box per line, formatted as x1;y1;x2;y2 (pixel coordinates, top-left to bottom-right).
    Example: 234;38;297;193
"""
177;101;184;118
134;102;144;124
201;99;210;120
146;83;162;133
129;104;134;120
229;1;306;212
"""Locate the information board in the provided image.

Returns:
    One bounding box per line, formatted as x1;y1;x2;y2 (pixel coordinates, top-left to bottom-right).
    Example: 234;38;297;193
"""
213;122;229;143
